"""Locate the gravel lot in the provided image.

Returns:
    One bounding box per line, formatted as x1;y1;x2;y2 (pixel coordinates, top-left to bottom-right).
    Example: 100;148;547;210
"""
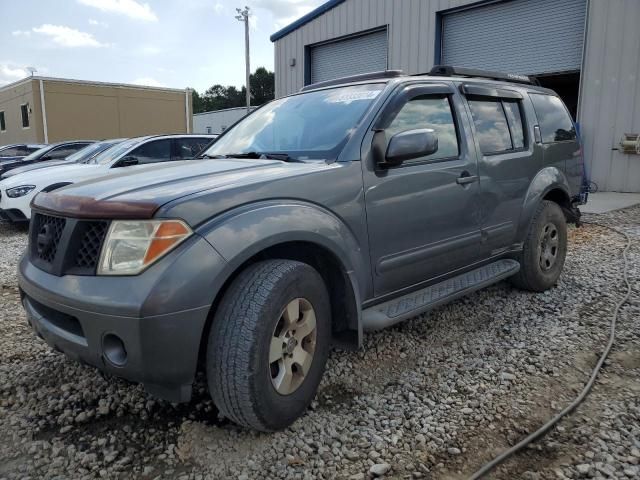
1;206;638;480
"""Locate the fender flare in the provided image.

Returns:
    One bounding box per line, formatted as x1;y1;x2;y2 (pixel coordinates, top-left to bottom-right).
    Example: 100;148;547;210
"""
196;200;368;343
516;167;571;241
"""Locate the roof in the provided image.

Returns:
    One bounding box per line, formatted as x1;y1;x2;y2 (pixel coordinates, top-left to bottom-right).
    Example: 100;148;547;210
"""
270;0;347;42
0;76;189;94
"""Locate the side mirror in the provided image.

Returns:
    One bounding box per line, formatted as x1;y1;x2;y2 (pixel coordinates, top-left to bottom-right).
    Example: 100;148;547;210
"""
118;155;139;167
381;129;438;167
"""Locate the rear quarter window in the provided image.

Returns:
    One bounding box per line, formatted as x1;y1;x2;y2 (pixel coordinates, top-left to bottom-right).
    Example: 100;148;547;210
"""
529;94;576;143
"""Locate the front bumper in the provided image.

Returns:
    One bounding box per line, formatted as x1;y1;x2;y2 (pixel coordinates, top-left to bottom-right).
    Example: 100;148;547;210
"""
18;235;229;402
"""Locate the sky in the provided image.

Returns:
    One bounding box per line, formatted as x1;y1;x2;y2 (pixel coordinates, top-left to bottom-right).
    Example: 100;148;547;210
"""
1;0;326;92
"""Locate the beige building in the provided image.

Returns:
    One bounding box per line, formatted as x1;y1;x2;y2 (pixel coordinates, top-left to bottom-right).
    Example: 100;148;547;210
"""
0;76;192;145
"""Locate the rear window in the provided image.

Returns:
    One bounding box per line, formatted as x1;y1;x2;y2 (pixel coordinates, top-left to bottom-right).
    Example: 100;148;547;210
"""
529;94;576;143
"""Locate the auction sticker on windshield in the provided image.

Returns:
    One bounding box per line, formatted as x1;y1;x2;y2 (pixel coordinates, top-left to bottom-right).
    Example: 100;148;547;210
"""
326;90;382;104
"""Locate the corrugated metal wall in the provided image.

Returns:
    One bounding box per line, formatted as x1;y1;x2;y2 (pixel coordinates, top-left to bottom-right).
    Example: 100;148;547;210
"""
273;0;640;192
579;0;640;192
442;0;586;75
310;29;388;83
193;107;254;135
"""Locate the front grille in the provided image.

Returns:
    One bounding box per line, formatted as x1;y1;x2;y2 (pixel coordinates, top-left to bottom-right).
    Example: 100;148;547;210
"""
32;214;66;263
30;213;110;276
75;221;108;269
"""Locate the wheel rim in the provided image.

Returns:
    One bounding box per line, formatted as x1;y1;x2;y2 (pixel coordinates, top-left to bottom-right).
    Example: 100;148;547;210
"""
269;298;317;395
539;222;560;271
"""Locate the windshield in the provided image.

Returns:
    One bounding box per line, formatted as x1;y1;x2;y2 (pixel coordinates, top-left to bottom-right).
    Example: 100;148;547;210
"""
20;145;52;161
66;140;121;163
203;83;385;160
91;138;143;165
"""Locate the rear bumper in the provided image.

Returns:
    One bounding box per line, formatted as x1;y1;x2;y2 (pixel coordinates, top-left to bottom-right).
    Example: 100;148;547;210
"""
18;235;229;402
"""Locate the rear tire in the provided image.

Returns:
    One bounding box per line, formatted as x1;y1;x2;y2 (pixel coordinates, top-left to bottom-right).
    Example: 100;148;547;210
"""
207;259;331;431
510;200;567;292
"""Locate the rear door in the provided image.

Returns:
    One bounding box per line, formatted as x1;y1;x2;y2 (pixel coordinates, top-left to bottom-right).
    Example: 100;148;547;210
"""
461;83;540;255
363;82;484;297
529;93;581;196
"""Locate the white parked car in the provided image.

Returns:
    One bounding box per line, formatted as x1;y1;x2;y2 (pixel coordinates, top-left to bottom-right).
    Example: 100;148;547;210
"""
0;134;216;222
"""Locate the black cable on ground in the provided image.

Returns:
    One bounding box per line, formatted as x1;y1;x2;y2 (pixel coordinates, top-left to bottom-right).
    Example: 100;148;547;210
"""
468;220;633;480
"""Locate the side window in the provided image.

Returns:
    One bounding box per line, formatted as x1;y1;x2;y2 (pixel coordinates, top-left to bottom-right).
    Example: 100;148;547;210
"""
21;104;30;128
175;138;210;159
468;99;513;154
530;94;576;143
0;147;22;157
386;95;459;162
503;101;525;149
130;139;172;164
46;144;88;160
0;111;6;131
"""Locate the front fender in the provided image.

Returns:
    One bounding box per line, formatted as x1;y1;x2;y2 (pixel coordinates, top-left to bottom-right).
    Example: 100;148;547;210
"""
196;200;369;301
516;167;571;241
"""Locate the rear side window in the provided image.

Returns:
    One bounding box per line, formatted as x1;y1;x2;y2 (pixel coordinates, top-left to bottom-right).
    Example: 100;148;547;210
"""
0;147;23;156
529;94;576;143
468;98;526;154
175;137;211;159
130;139;172;164
386;95;459;162
47;144;89;160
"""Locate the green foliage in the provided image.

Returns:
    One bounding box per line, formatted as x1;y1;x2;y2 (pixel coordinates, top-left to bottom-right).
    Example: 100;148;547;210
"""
192;67;275;114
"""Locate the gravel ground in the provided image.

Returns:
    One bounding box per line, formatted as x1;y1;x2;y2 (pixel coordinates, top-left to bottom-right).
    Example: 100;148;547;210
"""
0;206;638;480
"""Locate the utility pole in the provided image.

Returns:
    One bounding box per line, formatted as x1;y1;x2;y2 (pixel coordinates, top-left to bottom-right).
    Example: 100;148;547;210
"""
235;6;251;113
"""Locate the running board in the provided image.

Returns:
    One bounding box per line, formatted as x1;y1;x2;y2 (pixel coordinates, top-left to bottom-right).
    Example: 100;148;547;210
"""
362;259;520;331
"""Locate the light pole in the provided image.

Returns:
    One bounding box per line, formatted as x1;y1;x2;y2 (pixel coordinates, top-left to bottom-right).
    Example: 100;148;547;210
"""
235;6;251;113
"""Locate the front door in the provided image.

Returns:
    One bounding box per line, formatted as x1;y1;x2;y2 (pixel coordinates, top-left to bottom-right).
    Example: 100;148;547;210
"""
363;83;484;297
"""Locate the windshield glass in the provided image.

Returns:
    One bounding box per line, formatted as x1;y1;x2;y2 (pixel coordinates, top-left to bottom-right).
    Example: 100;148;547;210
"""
20;146;51;161
203;84;385;160
66;141;118;163
91;138;143;165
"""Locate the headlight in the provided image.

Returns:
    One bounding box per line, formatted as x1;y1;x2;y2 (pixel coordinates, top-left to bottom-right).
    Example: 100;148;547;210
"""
6;185;36;198
98;220;192;275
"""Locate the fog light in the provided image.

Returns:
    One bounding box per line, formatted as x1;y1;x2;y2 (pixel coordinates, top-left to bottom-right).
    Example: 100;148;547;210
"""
103;333;127;366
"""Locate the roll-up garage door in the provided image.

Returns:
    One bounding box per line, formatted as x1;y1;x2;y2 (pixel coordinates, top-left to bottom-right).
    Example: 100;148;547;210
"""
309;29;388;84
442;0;587;75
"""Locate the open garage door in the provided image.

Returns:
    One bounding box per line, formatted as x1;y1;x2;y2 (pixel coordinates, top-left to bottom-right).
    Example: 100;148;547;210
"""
309;28;388;85
441;0;587;75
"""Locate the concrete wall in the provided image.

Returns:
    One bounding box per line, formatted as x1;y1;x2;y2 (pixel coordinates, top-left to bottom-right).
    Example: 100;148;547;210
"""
0;79;43;144
193;106;254;135
273;0;640;193
0;77;192;145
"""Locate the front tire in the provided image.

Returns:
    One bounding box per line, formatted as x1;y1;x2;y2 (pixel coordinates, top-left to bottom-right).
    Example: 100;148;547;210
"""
510;200;567;292
207;259;331;431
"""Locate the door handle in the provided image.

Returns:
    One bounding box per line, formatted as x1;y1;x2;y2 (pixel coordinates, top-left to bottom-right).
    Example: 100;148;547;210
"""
456;172;479;185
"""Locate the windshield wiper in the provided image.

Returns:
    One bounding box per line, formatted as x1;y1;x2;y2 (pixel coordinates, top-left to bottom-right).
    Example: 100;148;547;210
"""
217;152;300;162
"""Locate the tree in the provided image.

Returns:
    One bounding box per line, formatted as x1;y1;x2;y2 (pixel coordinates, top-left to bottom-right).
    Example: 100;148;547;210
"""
192;67;275;114
250;67;275;106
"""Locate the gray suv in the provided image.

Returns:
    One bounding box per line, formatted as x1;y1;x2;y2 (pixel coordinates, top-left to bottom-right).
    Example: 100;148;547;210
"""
19;66;585;431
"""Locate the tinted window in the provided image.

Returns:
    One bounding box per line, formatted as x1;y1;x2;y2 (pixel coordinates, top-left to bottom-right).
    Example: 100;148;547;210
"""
46;144;90;160
530;94;576;143
129;139;171;164
21;104;29;128
503;101;525;149
175;137;211;159
94;138;143;165
0;111;5;131
468;99;513;154
386;96;459;161
0;147;27;156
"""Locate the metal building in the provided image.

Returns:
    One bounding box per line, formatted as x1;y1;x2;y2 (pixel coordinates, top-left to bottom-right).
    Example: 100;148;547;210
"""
271;0;640;193
193;106;255;135
0;76;192;145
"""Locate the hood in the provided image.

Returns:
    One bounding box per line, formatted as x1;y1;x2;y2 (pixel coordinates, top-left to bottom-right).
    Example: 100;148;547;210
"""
1;163;104;189
2;158;75;178
32;158;337;221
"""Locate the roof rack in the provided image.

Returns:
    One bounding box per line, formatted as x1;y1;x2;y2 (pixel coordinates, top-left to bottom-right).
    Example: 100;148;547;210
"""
426;65;539;86
301;70;404;92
